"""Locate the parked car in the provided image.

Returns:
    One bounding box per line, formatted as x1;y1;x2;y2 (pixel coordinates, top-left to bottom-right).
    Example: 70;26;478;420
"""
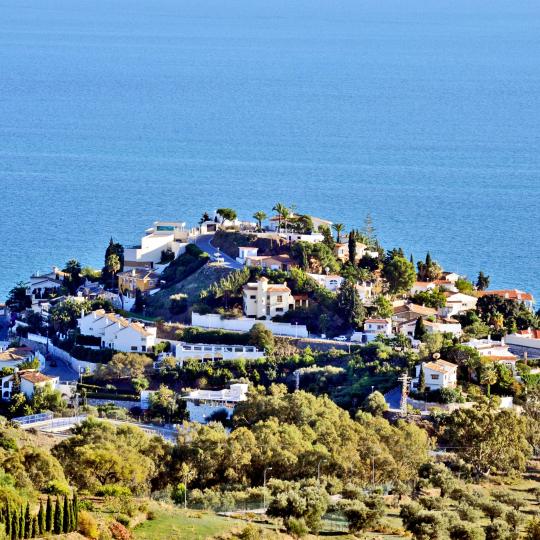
334;335;347;342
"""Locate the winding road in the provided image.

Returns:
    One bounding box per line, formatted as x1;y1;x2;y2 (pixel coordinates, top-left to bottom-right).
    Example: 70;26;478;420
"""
194;234;243;269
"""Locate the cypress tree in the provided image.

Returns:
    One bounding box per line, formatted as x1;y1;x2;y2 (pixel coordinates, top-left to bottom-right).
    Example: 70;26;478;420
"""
37;502;45;536
73;492;79;530
5;501;10;536
53;498;62;535
414;317;426;341
10;511;18;540
348;231;357;264
23;505;30;539
418;365;426;394
18;509;24;539
45;497;52;533
62;496;69;533
31;516;38;539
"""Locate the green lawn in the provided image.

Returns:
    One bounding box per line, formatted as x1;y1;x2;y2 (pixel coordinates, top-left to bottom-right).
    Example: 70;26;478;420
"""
134;507;242;540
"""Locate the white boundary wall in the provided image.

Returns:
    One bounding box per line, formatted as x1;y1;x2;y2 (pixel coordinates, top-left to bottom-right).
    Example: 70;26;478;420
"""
192;313;308;338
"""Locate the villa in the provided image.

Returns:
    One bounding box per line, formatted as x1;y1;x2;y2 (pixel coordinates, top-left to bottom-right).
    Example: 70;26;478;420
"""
411;360;458;392
334;242;368;263
308;273;344;292
0;347;45;370
438;292;478;318
118;268;161;297
27;267;66;302
20;371;59;399
124;221;189;269
182;383;249;423
78;309;157;353
351;318;393;343
243;253;295;272
243;277;299;319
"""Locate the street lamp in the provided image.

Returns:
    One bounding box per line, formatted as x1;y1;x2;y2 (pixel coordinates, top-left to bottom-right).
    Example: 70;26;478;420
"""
295;322;298;339
317;459;327;483
263;467;273;510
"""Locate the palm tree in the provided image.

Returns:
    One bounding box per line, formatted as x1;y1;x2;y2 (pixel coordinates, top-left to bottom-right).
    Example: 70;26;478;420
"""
332;223;345;242
253;211;267;232
281;207;292;233
106;253;121;290
480;364;498;397
272;203;288;233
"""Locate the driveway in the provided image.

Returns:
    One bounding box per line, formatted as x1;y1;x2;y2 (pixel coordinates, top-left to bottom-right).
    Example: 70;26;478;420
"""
42;354;78;382
194;234;243;269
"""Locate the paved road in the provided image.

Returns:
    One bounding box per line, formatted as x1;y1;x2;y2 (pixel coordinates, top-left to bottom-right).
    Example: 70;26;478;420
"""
194;234;243;269
42;355;78;382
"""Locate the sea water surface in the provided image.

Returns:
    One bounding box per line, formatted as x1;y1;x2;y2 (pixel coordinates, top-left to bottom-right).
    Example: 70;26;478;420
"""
0;0;539;301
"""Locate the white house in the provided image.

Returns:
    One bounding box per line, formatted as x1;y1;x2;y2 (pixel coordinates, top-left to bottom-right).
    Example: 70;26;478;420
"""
308;273;344;292
410;281;438;295
183;383;249;423
78;310;157;353
124;221;188;269
236;246;260;265
334;242;367;263
19;371;59;399
278;232;324;244
1;373;14;401
243;277;296;319
173;342;265;366
411;360;458;392
356;282;374;302
351;318;393;343
397;317;462;339
438;293;478;318
27;267;66;301
464;338;518;370
0;347;45;370
504;330;540;354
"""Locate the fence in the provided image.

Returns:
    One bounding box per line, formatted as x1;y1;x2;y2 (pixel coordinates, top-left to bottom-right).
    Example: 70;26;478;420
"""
192;313;308;338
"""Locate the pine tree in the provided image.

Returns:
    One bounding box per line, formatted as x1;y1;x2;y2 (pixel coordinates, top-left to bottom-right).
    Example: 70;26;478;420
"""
37;502;45;536
45;497;52;533
63;496;69;533
23;504;30;539
53;498;62;535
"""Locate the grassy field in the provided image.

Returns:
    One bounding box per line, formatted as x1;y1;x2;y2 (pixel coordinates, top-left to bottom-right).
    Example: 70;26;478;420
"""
133;507;243;540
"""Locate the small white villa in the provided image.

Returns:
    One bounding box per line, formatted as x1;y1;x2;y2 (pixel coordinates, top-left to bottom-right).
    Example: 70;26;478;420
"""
19;371;59;399
411;360;458;392
124;221;188;269
182;383;249;423
0;347;45;370
351;318;393;343
438;292;478;318
307;273;344;292
78;309;157;353
172;342;265;366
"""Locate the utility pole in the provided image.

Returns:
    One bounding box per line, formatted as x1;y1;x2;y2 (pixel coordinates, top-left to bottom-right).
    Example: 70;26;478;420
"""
263;467;273;511
397;372;411;417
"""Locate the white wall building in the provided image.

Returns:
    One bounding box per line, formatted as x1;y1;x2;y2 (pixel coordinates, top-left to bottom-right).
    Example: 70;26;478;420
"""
20;371;59;399
183;383;249;424
278;232;324;244
438;293;478;318
124;221;188;269
173;342;264;365
78;310;157;353
0;347;45;370
236;246;260;265
308;273;344;292
411;360;458;392
351;318;393;343
243;277;295;319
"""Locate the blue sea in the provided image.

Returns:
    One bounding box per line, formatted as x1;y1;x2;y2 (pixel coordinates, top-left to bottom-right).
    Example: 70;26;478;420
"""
1;0;539;302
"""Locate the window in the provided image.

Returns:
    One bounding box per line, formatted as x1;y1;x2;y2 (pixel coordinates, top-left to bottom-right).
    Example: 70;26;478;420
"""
277;295;283;303
430;374;439;380
276;307;284;312
3;381;9;388
141;346;146;352
250;295;256;299
131;346;138;351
